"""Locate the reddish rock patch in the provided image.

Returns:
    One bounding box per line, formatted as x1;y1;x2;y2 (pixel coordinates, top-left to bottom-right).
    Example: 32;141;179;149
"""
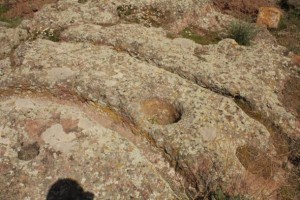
292;54;300;67
24;119;52;140
213;0;275;20
60;118;79;133
1;0;57;18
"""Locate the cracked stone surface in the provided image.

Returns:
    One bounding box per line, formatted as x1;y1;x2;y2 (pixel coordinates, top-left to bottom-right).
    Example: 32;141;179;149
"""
0;0;299;199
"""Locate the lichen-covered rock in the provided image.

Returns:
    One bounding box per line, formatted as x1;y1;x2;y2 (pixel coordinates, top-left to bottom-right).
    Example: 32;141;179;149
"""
0;38;290;199
0;27;27;59
0;95;177;199
20;0;232;34
62;23;298;139
256;7;283;28
1;0;299;199
212;0;276;16
0;0;58;18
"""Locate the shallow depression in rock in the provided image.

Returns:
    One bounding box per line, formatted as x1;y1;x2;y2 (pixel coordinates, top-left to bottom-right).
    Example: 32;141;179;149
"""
141;98;182;125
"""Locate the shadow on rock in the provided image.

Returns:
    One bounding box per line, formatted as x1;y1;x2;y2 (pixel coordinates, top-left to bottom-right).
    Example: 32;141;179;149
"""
46;178;94;200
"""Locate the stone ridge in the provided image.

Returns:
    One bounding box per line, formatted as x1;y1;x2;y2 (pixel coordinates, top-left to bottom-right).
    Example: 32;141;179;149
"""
62;23;298;138
0;0;299;199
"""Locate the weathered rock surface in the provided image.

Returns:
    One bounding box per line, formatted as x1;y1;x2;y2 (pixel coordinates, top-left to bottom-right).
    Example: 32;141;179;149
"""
0;37;290;199
212;0;276;16
0;0;299;199
0;27;27;59
0;95;177;199
0;0;58;18
20;0;233;34
62;23;298;139
256;7;283;28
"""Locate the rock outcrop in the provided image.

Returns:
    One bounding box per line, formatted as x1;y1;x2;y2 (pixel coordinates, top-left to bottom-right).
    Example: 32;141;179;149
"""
256;7;283;28
0;0;299;199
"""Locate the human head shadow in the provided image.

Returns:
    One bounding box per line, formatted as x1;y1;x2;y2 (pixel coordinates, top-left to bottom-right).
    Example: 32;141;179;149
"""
46;178;94;200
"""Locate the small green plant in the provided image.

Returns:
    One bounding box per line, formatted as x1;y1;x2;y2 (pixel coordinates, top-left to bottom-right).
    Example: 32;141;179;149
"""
180;27;221;45
30;28;62;42
227;22;258;46
44;29;61;42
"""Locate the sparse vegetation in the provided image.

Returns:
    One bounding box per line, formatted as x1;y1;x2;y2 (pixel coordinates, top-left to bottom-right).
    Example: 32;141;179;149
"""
44;29;61;42
270;8;300;54
117;5;137;18
227;22;258;46
30;28;62;42
180;27;222;45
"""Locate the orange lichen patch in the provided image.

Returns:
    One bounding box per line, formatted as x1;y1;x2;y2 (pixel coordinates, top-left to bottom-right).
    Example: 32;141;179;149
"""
236;145;275;179
256;7;283;28
141;98;181;125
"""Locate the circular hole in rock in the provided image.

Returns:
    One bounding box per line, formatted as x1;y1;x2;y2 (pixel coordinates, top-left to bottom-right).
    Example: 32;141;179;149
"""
141;98;181;125
18;142;40;161
236;145;274;179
